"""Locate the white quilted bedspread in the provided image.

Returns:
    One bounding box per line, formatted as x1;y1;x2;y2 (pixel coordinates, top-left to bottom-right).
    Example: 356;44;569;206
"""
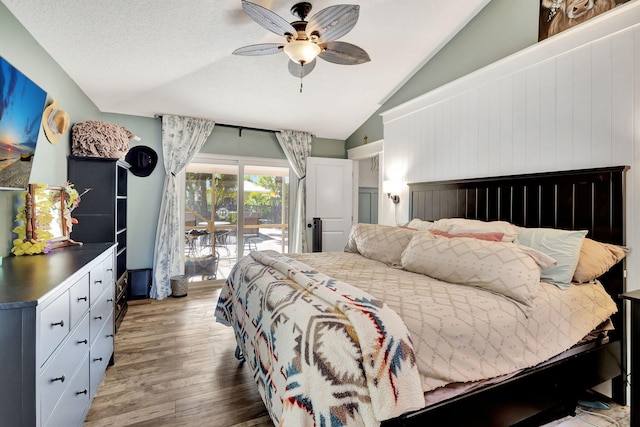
289;252;618;393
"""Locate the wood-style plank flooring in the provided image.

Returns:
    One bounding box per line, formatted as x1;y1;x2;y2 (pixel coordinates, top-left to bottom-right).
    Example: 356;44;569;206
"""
84;280;274;427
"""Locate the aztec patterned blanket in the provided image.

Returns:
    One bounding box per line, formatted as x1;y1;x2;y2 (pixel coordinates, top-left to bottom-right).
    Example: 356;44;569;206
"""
215;251;424;426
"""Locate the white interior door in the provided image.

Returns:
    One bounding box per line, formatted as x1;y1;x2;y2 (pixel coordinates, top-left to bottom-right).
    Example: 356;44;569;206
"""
306;157;353;252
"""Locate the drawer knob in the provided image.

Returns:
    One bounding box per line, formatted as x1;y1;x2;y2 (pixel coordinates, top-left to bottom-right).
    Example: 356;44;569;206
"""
94;315;103;320
107;268;113;272
107;334;114;338
77;296;88;302
107;298;114;303
51;375;65;383
51;320;64;327
77;339;88;345
93;357;103;362
95;280;103;284
76;389;88;396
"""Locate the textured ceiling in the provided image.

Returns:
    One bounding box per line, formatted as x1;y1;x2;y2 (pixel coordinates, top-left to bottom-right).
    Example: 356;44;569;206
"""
3;0;489;139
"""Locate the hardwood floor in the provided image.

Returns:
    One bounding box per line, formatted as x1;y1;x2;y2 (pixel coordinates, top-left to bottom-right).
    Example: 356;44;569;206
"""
84;280;274;427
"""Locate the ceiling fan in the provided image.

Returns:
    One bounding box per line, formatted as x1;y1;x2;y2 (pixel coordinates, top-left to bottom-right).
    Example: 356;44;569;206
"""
233;1;370;91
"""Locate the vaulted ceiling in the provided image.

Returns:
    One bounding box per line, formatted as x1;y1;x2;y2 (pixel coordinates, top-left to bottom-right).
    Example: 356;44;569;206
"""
3;0;490;139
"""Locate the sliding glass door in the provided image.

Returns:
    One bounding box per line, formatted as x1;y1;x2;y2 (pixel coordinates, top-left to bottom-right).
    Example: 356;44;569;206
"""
184;157;291;280
242;165;289;257
184;162;238;281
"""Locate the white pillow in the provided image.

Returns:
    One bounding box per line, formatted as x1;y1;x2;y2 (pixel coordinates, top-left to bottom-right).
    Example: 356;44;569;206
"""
515;228;588;289
401;233;551;308
433;218;521;242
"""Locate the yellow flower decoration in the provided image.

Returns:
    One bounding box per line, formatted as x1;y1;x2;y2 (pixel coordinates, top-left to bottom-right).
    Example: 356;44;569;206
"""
64;182;81;211
11;182;86;255
12;183;53;255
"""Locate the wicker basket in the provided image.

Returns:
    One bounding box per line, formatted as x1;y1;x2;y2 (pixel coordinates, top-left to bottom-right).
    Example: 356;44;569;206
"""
170;275;189;298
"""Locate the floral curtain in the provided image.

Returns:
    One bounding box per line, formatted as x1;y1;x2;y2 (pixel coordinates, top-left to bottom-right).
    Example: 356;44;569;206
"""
151;115;215;299
276;130;312;253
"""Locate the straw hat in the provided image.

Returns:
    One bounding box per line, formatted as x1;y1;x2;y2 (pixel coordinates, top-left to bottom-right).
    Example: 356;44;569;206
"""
42;99;70;144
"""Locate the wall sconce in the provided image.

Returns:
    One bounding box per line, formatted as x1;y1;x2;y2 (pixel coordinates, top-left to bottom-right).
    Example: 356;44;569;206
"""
383;180;402;204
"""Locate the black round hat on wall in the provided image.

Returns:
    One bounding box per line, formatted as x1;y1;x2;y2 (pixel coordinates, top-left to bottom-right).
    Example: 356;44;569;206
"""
125;145;158;177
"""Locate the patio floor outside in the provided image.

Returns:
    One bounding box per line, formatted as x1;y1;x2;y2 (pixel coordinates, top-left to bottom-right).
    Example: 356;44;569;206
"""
184;226;288;281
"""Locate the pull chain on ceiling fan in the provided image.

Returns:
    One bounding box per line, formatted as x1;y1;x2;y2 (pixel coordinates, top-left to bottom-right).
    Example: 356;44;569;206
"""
233;1;370;92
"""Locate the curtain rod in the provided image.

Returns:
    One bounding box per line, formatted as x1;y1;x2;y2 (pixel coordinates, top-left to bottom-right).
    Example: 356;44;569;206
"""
153;114;277;137
216;123;277;137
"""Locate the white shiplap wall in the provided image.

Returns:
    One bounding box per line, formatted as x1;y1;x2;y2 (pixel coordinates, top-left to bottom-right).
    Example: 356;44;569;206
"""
381;1;640;291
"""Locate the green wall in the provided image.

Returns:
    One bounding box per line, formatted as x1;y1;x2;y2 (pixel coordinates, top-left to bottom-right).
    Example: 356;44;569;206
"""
346;0;540;150
199;125;345;159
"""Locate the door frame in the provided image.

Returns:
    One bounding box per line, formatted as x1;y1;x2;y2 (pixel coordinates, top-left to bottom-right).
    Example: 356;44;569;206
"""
347;140;383;225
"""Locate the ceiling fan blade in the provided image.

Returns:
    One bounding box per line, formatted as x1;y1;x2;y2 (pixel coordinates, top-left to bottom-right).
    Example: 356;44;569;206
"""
241;0;297;37
288;59;316;78
306;5;360;42
318;41;370;65
233;43;284;56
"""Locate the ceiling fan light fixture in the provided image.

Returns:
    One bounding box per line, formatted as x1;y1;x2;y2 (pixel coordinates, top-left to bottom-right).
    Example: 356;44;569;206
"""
283;39;321;65
236;1;369;86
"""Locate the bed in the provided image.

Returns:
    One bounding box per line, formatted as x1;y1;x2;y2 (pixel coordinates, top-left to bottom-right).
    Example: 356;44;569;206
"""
215;166;628;427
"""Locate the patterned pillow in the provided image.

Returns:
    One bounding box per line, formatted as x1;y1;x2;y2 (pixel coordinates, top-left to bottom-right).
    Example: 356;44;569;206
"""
344;225;360;253
349;223;416;266
573;238;626;283
401;233;547;308
407;218;436;231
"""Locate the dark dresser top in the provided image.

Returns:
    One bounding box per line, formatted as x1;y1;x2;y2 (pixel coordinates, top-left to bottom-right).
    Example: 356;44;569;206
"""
0;243;115;309
620;290;640;302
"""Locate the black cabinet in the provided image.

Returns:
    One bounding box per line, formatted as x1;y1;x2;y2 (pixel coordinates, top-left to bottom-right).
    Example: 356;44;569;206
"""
68;156;129;332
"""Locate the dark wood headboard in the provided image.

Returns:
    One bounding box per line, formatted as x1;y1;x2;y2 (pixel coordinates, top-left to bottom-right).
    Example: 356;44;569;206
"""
408;166;627;245
408;166;629;399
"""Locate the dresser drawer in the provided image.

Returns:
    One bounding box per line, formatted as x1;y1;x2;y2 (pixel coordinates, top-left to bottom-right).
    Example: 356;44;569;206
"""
89;263;105;306
90;287;113;346
40;314;90;426
90;313;114;398
40;290;70;364
69;274;90;328
103;255;115;286
44;355;90;427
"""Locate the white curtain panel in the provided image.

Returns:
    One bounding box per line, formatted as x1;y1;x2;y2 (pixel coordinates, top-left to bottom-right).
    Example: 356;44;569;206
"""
276;130;312;253
151;115;215;299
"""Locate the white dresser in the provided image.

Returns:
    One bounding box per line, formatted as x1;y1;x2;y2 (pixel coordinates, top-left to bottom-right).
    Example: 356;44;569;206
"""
0;243;116;426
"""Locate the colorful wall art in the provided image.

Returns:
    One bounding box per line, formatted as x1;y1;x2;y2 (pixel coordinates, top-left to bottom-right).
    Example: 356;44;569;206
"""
0;56;47;190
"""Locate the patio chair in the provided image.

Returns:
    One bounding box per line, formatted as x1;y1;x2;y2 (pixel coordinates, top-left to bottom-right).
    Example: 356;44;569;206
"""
243;212;260;237
244;212;261;251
